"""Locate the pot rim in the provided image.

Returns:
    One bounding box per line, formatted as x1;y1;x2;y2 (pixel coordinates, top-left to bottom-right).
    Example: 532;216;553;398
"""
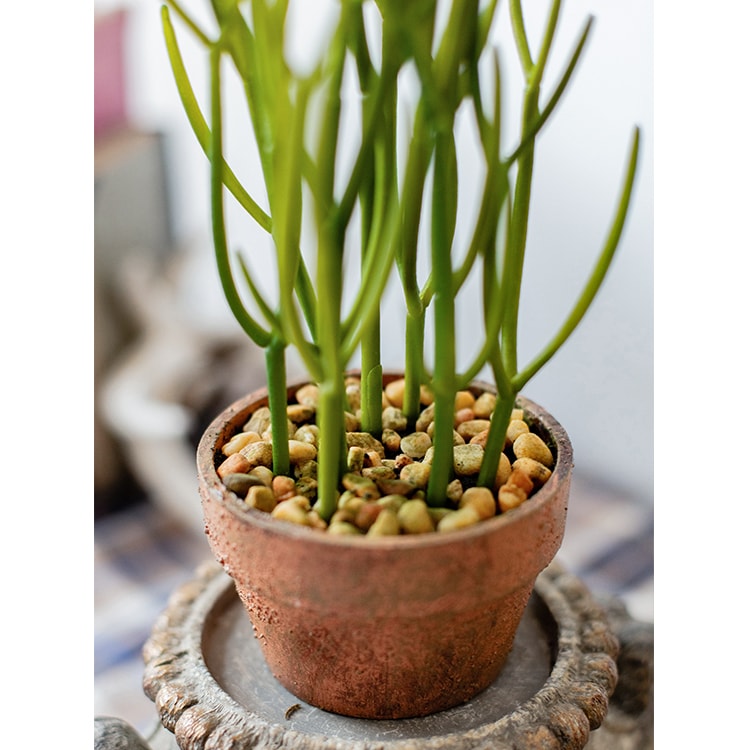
197;372;573;551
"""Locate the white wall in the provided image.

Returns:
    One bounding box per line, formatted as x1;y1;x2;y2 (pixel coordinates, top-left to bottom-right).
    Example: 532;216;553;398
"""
98;0;653;504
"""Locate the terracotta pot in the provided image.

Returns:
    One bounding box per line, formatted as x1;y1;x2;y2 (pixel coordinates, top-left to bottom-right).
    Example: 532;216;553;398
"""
197;374;572;720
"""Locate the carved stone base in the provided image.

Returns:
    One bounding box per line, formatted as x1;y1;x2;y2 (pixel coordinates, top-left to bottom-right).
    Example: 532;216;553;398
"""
95;559;653;749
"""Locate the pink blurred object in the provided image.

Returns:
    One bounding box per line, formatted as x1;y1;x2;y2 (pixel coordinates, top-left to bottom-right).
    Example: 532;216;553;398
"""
95;8;129;138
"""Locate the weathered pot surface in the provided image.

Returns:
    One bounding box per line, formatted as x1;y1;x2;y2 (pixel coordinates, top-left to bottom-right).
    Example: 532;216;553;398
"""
197;373;572;720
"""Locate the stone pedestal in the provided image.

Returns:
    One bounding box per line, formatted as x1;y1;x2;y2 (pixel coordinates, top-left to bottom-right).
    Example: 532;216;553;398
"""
95;560;653;749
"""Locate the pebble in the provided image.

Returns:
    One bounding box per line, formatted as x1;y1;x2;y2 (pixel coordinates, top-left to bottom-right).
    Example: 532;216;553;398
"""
454;390;476;411
354;501;383;531
469;429;489;448
512;457;552;487
345;382;362;412
223;472;266;497
498;484;526;513
397;498;434;534
437;505;481;532
240;440;274;469
384;379;406;408
342;472;379;500
426;423;465;445
287;404;315;423
376;494;408;513
382;406;408;431
347;446;365;473
249;466;274;487
364;450;382;467
328;520;362;535
367;508;400;536
375;478;414;497
454;407;475;426
453;444;485;476
272;475;296;500
246;485;277;512
513;432;554;468
217;452;251;479
494;452;512;490
294;460;318;479
295;384;320;407
459;486;497;520
362;465;396;482
473;392;496;418
222;431;262;456
271;497;312;525
457;419;491;440
344;412;360;431
381;428;401;452
399;461;431;488
293;424;319;446
400;431;432;459
415;403;435;432
446;478;464;504
288;440;318;464
505;419;529;447
294;475;318;499
346;432;385;457
243;406;272;435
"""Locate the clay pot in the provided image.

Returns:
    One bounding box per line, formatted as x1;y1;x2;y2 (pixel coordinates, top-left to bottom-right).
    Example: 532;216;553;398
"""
197;374;572;720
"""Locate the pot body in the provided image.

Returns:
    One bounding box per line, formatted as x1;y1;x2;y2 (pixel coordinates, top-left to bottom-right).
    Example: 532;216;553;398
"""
197;375;572;719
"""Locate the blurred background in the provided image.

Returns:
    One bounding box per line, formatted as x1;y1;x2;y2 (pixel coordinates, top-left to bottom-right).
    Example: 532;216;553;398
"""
94;0;653;735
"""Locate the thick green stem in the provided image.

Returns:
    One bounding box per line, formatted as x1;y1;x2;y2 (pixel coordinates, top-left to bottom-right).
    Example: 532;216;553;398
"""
313;216;347;519
265;338;290;476
476;372;515;489
359;163;383;434
426;129;458;507
402;310;425;428
313;378;347;521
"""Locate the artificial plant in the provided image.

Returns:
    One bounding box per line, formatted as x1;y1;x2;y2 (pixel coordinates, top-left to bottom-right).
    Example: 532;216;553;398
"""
162;0;640;522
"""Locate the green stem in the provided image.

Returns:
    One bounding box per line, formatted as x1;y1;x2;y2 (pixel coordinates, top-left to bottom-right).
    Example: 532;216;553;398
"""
514;127;641;390
505;17;593;166
501;85;539;378
402;310;425;428
265;338;290;476
358;145;382;434
209;43;271;349
162;6;272;232
426;128;458;507
476;367;515;489
312;377;347;521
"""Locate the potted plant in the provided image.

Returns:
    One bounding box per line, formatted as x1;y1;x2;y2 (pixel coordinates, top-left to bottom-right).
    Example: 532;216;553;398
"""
160;0;640;721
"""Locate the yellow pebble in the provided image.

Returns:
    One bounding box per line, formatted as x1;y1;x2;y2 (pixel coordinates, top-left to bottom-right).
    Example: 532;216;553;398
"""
245;485;277;513
437;505;481;533
498;486;526;513
397;499;435;534
454;390;476;411
494;453;512;492
367;508;401;536
222;431;262;456
505;419;529;447
512;432;554;468
271;499;311;525
512;457;552;488
288;440;318;464
459;486;497;520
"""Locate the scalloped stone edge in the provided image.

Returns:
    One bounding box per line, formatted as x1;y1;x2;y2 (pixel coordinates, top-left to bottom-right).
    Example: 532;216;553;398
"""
141;559;621;750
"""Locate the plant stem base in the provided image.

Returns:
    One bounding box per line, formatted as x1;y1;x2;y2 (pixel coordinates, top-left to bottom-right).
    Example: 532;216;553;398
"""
124;559;653;750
